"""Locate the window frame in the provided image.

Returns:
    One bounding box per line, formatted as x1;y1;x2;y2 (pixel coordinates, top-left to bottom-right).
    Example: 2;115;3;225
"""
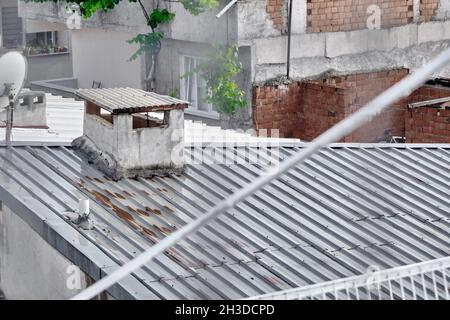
179;54;220;120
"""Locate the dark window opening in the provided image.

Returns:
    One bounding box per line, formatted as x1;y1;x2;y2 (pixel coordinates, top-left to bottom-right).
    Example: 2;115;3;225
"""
132;111;169;129
86;102;113;124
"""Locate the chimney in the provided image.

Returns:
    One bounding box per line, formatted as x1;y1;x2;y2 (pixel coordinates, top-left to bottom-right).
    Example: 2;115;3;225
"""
73;88;188;180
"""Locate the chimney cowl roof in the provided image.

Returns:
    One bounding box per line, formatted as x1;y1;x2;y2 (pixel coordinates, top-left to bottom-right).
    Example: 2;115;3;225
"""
76;87;189;115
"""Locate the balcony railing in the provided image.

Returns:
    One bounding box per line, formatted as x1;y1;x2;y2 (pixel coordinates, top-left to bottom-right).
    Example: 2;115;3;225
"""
245;256;450;300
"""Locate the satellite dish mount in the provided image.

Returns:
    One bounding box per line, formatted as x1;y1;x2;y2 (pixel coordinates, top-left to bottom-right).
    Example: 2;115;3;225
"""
0;52;28;145
2;83;16;145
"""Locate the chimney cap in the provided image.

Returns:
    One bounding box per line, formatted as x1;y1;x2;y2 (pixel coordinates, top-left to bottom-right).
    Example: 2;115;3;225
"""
76;87;189;115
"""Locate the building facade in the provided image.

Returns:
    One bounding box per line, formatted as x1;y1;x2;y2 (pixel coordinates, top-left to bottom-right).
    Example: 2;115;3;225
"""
1;0;72;83
17;0;450;139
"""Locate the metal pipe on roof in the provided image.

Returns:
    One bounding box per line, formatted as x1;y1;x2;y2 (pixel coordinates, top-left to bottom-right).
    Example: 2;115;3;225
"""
71;46;450;301
408;96;450;109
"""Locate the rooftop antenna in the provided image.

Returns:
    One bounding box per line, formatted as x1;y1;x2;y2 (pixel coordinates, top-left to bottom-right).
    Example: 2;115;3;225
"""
0;52;27;145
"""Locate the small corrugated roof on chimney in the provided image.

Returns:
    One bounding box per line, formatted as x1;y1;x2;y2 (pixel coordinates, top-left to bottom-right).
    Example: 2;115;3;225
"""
76;87;188;114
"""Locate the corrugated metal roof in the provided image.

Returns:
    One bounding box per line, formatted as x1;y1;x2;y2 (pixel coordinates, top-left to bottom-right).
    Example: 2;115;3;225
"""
0;143;448;299
76;88;188;114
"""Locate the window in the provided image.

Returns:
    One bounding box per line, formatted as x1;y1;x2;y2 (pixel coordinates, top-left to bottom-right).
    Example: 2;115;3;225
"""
180;55;219;119
1;6;23;48
24;31;68;56
26;31;57;47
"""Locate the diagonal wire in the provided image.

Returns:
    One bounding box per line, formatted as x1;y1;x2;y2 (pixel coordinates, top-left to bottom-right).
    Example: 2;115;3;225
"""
72;47;450;300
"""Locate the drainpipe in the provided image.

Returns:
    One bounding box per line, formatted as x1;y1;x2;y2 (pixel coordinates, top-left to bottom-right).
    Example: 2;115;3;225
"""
5;95;14;146
287;0;293;79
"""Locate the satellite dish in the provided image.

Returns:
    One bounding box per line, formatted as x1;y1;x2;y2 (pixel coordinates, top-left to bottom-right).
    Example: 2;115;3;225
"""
0;51;27;108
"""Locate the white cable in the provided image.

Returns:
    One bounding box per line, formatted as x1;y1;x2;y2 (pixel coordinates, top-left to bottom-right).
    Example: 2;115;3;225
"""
216;0;238;18
72;47;450;300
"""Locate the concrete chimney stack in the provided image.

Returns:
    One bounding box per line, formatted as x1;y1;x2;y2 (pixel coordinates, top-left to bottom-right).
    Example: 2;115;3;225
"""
73;88;188;180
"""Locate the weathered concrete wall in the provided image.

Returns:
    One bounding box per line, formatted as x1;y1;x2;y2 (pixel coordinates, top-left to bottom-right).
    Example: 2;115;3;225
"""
0;204;88;299
26;52;73;83
166;2;237;44
116;110;184;171
77;107;185;179
19;1;235;44
252;23;450;82
18;0;150;34
0;91;47;128
71;29;142;89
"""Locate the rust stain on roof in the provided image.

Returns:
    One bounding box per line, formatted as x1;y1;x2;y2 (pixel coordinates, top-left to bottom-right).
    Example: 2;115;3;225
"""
123;190;135;197
90;190;112;207
145;206;161;215
104;189;117;198
136;209;150;217
152;208;162;215
141;227;157;242
115;192;126;200
163;205;175;213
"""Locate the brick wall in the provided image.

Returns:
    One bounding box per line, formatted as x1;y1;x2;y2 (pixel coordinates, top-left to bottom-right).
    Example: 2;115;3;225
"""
252;82;302;138
266;0;284;31
252;70;450;143
420;0;440;22
267;0;440;33
406;85;450;143
253;69;409;142
406;108;450;143
306;0;413;32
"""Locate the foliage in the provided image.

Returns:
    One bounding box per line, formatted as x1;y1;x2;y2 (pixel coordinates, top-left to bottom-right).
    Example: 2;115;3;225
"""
148;8;175;29
24;0;121;18
26;0;220;60
179;0;219;15
127;31;164;61
184;45;246;115
127;8;175;61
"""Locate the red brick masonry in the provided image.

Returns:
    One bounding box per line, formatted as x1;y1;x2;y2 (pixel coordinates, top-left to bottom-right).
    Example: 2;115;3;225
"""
266;0;440;34
307;0;414;32
406;85;450;143
252;70;450;143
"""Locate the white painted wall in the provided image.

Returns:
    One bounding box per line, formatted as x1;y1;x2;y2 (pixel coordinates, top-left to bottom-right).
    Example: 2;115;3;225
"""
0;205;88;299
71;29;142;89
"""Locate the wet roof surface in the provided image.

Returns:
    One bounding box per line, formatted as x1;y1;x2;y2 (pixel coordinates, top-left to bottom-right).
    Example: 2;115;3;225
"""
0;143;449;299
